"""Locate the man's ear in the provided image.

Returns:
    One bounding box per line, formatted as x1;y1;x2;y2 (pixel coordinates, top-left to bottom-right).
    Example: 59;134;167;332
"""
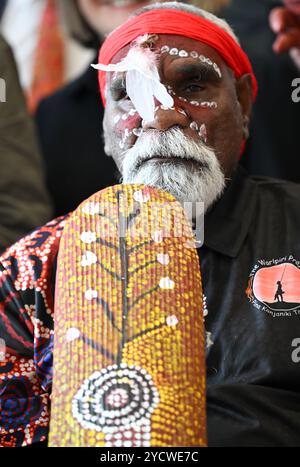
235;73;253;140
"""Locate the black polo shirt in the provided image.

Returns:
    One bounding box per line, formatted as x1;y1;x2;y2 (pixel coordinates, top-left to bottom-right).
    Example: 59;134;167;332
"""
202;166;300;446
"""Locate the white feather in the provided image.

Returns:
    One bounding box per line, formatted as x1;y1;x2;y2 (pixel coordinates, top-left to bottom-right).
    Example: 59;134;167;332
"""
126;69;155;122
91;46;174;121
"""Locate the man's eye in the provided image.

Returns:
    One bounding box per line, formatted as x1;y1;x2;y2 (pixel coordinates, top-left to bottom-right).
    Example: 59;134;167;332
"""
183;83;205;93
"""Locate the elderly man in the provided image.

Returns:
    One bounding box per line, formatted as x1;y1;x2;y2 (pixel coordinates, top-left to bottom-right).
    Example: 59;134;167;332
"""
36;0;230;217
1;2;300;448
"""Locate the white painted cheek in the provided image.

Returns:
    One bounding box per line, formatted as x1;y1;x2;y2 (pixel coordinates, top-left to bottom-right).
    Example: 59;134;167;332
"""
113;118;126;143
119;122;144;149
119;128;133;149
114;111;141;149
113;120;126;149
177;108;188;116
199;123;208;143
200;101;218;109
166;85;218;109
132;127;143;137
189;121;208;143
190;121;199;131
185;99;218;109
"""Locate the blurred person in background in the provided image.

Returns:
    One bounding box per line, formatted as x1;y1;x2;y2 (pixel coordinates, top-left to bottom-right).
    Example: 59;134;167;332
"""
222;0;300;182
35;0;230;217
0;35;52;252
0;0;94;112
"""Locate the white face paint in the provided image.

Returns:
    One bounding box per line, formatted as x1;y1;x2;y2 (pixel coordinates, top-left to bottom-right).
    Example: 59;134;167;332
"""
160;46;222;79
189;121;208;143
199;124;208;143
165;85;218;109
121;127;225;211
92;36;174;122
200;101;218;109
132;128;143;137
108;41;220;157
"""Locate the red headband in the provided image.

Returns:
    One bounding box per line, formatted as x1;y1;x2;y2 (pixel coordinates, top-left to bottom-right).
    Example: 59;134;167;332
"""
97;8;258;104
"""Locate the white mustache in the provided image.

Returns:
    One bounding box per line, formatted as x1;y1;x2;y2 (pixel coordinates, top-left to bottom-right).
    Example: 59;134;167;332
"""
122;127;212;173
120;126;226;210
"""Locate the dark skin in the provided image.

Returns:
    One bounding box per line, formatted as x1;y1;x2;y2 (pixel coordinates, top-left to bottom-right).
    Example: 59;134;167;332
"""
103;34;253;179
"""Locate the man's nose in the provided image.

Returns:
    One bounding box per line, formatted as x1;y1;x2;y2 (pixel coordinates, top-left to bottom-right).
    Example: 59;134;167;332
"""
142;105;189;131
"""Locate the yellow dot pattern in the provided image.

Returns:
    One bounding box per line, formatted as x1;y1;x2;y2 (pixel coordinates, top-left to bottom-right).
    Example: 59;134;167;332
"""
49;184;206;447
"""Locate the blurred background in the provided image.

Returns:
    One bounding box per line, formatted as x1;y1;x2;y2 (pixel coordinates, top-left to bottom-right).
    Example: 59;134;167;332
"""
0;0;299;251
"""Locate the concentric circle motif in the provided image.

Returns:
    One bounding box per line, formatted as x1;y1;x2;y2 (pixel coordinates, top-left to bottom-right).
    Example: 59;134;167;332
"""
72;364;160;432
0;377;43;430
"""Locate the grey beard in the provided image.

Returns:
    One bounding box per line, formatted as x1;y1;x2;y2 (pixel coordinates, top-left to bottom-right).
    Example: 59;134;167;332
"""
121;128;225;211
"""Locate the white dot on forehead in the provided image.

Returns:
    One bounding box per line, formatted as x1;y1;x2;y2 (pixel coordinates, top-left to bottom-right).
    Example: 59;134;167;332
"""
179;50;188;57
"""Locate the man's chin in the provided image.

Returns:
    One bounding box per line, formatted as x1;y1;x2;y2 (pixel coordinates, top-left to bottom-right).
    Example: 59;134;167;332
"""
124;169;206;205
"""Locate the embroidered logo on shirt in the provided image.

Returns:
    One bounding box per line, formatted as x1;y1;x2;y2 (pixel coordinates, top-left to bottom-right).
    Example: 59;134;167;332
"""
246;255;300;317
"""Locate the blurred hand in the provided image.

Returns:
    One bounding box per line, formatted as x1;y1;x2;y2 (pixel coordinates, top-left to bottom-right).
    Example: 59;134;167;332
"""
269;6;300;67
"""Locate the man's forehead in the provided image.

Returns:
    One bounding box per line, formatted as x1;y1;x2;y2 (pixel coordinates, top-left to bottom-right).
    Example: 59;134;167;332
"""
110;33;225;67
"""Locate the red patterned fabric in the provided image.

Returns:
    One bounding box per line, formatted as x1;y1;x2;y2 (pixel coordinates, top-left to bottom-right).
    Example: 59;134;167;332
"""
0;217;67;447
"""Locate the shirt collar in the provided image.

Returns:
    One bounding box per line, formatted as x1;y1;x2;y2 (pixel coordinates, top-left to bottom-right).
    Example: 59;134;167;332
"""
203;165;258;258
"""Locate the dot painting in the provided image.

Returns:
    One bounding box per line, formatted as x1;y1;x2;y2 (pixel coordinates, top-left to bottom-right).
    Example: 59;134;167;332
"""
49;184;207;447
